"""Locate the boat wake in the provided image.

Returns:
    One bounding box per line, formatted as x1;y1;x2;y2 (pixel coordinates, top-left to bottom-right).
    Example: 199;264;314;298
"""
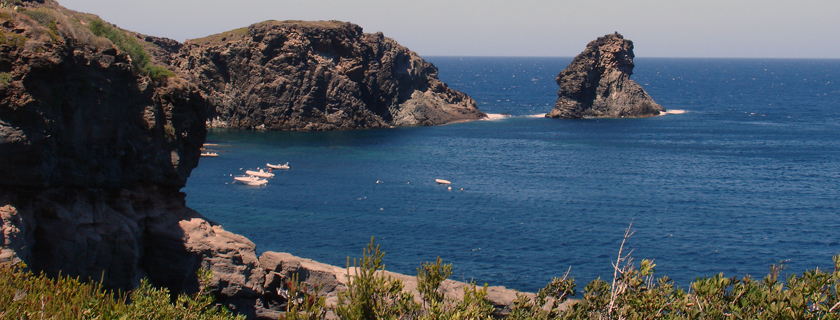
482;114;512;121
482;113;547;120
660;109;688;115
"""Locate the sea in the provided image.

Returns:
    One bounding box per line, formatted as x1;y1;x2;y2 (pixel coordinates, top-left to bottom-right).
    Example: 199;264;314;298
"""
183;57;840;293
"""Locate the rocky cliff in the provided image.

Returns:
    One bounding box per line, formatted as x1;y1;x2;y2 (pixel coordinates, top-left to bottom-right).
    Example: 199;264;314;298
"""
0;0;266;315
149;20;485;131
547;33;663;119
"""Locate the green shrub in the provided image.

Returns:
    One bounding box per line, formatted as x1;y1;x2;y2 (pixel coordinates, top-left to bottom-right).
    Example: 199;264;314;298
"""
279;273;327;320
333;238;495;320
0;262;243;319
124;268;242;320
21;7;53;26
19;8;61;42
87;18;175;81
164;123;176;139
0;29;29;48
328;228;840;319
536;224;840;320
417;257;452;306
335;237;420;320
146;64;177;81
0;72;11;87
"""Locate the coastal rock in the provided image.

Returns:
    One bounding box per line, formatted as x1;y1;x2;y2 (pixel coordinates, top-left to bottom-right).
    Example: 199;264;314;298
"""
0;1;264;315
547;33;664;119
156;20;485;130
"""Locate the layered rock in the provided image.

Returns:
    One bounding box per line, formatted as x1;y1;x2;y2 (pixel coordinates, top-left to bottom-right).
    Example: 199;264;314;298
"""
547;33;664;119
0;1;265;316
154;20;485;131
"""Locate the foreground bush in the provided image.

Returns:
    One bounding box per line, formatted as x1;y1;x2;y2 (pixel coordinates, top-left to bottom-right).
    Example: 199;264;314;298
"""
0;262;243;320
5;233;840;319
289;234;840;320
509;225;840;319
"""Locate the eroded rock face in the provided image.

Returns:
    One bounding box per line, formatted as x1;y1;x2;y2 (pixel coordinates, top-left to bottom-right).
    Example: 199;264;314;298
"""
159;21;485;130
0;39;205;188
0;2;264;316
547;33;663;119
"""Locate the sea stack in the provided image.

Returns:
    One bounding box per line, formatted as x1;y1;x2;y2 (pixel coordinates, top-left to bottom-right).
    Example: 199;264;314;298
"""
547;33;664;119
151;21;485;131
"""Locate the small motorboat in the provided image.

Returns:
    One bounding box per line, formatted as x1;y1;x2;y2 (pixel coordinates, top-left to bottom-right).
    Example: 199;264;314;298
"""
200;152;219;157
435;179;451;184
233;176;268;186
266;162;290;170
245;169;275;178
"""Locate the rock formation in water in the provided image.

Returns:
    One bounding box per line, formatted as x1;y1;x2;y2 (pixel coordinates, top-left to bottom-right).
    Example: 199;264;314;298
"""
146;20;485;131
547;33;663;119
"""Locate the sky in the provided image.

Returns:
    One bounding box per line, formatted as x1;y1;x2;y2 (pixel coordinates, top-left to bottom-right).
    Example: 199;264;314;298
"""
58;0;840;59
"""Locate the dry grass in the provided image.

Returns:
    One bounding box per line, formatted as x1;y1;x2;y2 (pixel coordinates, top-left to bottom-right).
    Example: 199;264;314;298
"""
189;27;248;46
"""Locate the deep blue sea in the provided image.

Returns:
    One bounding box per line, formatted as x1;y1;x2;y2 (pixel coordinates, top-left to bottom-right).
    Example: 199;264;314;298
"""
183;57;840;293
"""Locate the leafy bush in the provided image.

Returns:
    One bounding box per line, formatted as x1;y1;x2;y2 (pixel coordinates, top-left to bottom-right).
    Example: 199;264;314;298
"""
279;273;327;320
146;64;177;81
331;238;495;320
87;18;175;81
335;237;420;319
508;224;840;320
21;7;53;26
21;8;61;42
320;231;840;320
417;257;452;306
0;29;29;48
0;72;11;87
7;231;840;319
0;262;243;319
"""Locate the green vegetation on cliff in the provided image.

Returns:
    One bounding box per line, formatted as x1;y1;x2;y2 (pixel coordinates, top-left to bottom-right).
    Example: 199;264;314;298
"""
0;1;176;82
87;18;175;81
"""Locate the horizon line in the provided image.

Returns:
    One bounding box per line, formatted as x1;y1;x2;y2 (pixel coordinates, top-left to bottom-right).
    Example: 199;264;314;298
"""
421;55;840;60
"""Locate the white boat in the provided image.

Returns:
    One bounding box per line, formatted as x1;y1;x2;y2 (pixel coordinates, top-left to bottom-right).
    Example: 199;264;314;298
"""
200;152;219;157
245;169;275;178
266;162;290;170
435;179;451;184
233;176;268;186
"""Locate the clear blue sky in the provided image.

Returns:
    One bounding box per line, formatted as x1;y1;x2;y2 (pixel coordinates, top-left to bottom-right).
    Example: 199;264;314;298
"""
59;0;840;59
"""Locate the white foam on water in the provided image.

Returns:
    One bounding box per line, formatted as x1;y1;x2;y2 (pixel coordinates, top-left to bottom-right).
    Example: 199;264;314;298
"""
660;109;688;115
482;114;512;121
526;113;547;118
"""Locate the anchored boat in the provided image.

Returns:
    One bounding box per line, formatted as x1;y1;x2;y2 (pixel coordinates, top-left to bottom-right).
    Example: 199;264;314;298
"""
266;162;290;170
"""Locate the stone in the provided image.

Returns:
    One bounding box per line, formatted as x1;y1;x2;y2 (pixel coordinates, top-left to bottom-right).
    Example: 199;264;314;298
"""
547;33;664;119
148;21;485;130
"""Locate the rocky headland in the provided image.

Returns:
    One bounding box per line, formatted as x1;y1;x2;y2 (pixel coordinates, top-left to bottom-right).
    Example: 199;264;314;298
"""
0;1;516;319
143;20;486;131
547;33;664;119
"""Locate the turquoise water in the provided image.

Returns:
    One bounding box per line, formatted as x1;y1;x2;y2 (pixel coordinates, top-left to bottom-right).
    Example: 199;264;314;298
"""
184;57;840;292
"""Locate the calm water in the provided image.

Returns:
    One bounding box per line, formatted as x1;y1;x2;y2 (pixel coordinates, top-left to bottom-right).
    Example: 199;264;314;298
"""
184;57;840;293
